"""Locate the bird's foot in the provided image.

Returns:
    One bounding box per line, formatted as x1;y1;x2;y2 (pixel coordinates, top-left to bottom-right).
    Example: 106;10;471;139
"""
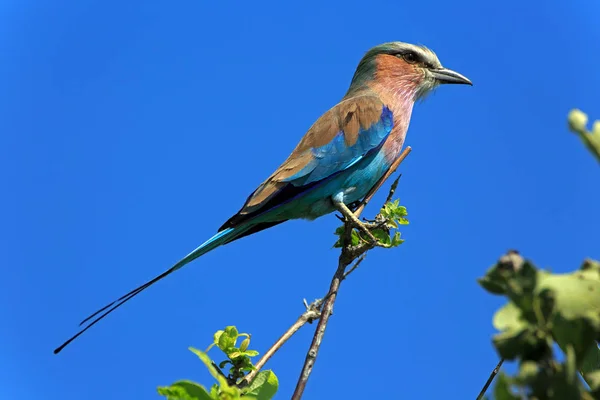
335;200;363;221
333;200;389;246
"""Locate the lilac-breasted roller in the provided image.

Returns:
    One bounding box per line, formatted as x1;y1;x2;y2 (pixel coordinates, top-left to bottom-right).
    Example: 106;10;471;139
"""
55;41;471;353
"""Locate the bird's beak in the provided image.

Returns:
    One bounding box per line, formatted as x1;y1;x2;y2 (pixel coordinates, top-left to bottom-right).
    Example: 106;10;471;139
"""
429;68;472;85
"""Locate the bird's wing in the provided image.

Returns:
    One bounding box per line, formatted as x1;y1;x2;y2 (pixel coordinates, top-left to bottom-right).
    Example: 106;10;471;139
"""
221;95;393;230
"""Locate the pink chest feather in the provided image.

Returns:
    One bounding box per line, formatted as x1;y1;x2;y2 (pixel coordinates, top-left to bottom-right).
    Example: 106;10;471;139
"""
369;81;417;161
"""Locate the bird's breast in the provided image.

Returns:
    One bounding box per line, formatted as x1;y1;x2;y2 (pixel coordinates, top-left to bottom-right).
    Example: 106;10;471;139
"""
368;82;415;163
382;104;413;162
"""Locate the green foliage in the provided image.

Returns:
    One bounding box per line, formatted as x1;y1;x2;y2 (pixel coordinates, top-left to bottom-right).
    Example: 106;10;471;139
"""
244;371;279;400
568;109;600;163
479;254;600;399
333;199;408;248
208;327;258;377
158;326;278;400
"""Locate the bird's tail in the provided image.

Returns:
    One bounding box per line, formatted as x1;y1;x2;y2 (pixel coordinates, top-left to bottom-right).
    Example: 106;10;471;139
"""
54;226;247;354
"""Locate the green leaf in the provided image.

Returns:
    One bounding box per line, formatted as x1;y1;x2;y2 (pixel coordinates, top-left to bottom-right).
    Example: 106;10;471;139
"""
188;347;230;389
350;230;360;246
537;270;600;320
580;343;600;378
493;327;529;360
583;370;600;392
553;314;600;383
245;370;279;400
228;351;241;359
492;302;527;332
390;231;404;247
485;261;538;321
493;326;551;362
397;216;409;225
157;380;214;400
506;262;538;302
333;226;346;248
477;276;506;295
479;254;534;299
547;363;583;400
516;361;538;385
217;332;237;354
243;350;259;357
533;288;556;324
371;228;390;245
225;326;239;340
539;270;600;372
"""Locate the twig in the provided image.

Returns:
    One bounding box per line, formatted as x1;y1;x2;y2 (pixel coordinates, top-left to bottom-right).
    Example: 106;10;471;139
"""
343;254;366;280
291;147;412;400
384;175;401;205
476;358;505;400
238;299;323;387
211;361;236;386
291;251;349;400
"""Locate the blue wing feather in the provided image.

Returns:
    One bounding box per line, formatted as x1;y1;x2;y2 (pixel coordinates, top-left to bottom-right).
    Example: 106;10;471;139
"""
283;106;393;185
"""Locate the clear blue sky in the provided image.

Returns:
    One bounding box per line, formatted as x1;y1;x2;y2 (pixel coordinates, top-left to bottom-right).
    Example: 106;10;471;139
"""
2;1;599;399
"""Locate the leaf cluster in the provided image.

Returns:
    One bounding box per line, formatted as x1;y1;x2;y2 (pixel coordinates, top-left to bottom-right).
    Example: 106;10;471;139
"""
158;326;278;400
333;199;408;248
479;254;600;399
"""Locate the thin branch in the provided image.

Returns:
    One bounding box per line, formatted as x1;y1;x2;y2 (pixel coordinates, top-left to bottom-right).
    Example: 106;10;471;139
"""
384;175;401;205
291;147;412;400
476;358;505;400
343;254;366;280
238;299;323;387
291;251;349;400
211;361;236;386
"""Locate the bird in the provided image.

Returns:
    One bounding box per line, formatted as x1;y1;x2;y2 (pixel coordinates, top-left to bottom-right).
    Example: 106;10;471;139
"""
54;41;471;354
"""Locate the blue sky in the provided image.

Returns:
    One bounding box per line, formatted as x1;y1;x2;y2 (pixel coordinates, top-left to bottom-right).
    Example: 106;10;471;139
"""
2;0;599;399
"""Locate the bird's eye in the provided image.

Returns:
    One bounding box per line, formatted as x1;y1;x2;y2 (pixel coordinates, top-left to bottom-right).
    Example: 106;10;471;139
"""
402;52;418;64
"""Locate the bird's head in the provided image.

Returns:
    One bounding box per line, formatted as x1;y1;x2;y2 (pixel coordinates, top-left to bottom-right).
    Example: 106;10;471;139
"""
348;41;472;101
